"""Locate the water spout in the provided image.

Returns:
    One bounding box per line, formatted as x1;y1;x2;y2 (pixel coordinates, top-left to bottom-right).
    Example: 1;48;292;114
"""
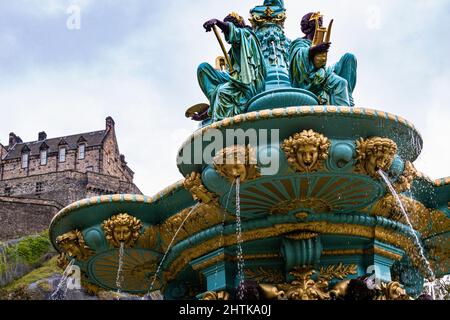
213;180;236;290
116;242;125;296
50;259;76;300
144;202;201;299
235;177;246;300
378;170;436;281
423;276;450;300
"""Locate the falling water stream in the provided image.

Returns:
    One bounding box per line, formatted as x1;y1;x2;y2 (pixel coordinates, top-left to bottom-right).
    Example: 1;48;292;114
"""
378;170;436;281
144;202;201;299
213;180;236;290
235;177;246;300
115;242;125;295
50;259;75;300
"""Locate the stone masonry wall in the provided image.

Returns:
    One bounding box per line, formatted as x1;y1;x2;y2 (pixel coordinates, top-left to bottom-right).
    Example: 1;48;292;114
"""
0;171;141;207
0;197;61;241
102;130;133;182
0;171;87;207
1;148;101;181
0;171;141;240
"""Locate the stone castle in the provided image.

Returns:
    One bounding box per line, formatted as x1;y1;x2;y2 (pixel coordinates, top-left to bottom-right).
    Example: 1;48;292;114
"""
0;117;141;240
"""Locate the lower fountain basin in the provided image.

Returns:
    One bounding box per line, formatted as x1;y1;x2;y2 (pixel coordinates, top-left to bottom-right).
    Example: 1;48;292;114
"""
48;105;448;298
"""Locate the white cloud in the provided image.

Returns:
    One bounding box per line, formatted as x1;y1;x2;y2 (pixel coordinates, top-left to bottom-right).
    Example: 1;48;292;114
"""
19;0;93;16
414;75;450;179
0;32;19;59
0;0;449;196
0;66;198;195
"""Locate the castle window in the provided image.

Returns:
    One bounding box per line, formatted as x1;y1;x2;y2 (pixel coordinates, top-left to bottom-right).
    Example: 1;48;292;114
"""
59;148;66;163
4;187;11;197
40;150;48;165
78;144;86;160
21;153;29;169
35;182;44;193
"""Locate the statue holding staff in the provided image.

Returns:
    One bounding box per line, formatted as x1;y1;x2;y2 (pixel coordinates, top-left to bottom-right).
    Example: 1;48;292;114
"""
194;13;267;122
289;12;357;106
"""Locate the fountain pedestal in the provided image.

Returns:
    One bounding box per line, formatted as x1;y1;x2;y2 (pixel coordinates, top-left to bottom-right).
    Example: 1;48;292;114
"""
191;249;237;294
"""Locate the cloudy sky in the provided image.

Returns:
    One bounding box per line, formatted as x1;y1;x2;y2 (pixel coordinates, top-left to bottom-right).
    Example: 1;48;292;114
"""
0;0;449;195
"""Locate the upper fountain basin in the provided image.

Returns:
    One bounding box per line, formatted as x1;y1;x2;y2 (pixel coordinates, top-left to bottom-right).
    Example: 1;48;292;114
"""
178;106;423;177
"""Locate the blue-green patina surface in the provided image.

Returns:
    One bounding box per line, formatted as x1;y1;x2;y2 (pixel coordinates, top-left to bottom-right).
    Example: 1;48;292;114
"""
289;39;357;106
48;0;449;299
198;23;266;121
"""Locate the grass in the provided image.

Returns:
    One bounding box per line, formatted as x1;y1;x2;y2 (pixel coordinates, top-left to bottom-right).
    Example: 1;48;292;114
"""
0;230;57;299
0;256;61;296
0;230;53;272
17;238;52;265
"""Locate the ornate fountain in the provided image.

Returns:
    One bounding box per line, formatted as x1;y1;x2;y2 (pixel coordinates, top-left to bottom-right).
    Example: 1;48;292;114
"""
49;0;449;300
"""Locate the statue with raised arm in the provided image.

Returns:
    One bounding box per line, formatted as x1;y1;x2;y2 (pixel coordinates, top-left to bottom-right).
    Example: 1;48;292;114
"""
289;12;357;106
195;13;266;122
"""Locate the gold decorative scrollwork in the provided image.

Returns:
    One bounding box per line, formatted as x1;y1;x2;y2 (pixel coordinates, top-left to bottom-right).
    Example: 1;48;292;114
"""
56;230;94;261
259;264;358;300
271;198;331;215
102;213;143;248
372;194;450;244
245;267;285;284
250;12;287;28
284;231;320;241
81;275;105;297
159;203;228;251
259;284;286;300
165;222;417;282
372;194;430;234
319;263;358;281
183;172;218;205
426;236;450;275
129;259;158;280
376;282;412;300
393;161;418;193
282;130;331;173
355;137;397;178
428;210;450;238
329;280;351;299
213;145;260;183
137;225;159;251
56;253;70;270
258;271;413;300
202;291;230;300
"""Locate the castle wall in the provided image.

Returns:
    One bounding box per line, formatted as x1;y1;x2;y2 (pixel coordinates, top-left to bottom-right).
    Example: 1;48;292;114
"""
0;171;141;207
0;171;87;206
28;154;59;176
1;147;102;180
0;117;141;240
76;146;102;173
56;150;77;172
1;159;29;180
119;180;141;195
0;197;61;241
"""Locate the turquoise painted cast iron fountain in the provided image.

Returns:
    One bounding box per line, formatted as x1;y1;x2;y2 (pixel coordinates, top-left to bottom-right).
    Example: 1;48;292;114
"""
49;0;449;300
